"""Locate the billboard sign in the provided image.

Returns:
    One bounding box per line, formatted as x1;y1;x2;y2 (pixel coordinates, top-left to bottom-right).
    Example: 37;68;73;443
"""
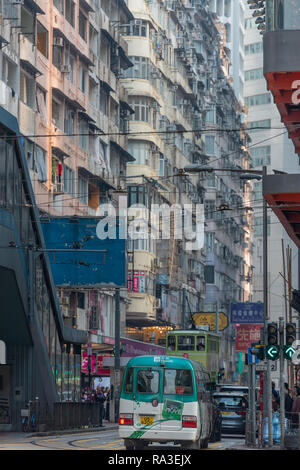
235;324;262;353
192;312;228;331
230;302;264;324
41;217;126;287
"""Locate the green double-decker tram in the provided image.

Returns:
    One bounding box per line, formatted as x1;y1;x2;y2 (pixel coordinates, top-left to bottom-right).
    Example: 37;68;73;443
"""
166;330;220;382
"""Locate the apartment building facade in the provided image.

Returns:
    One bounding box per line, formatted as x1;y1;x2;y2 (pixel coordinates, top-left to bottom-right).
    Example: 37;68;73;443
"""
244;0;299;374
0;0;136;388
119;0;252;381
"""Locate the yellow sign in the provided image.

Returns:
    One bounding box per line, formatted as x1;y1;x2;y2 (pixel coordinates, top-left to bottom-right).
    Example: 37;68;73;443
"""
192;312;228;331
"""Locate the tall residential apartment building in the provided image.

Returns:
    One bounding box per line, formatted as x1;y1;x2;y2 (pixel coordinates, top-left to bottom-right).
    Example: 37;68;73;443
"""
120;0;252;381
0;0;252;383
244;0;299;364
209;0;246;103
0;0;135;366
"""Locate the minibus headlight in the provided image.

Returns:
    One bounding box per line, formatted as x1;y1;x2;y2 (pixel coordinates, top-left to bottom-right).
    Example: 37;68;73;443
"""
119;413;133;426
182;415;197;428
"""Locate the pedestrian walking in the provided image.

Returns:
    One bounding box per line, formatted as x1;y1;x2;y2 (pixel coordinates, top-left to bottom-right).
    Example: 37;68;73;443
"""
105;387;110;421
272;381;280;405
95;385;106;427
284;382;293;419
291;386;300;425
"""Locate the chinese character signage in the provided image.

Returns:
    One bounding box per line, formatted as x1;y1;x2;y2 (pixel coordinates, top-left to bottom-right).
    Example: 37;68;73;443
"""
235;324;262;353
128;270;145;293
192;312;228;331
230;302;264;324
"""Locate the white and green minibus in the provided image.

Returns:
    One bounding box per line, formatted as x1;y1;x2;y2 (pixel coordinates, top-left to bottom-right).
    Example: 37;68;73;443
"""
119;355;216;450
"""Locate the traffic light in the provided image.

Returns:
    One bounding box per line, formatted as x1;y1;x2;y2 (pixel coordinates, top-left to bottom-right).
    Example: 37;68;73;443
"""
267;322;278;345
284;323;297;360
218;368;225;382
265;344;280;360
285;323;296;346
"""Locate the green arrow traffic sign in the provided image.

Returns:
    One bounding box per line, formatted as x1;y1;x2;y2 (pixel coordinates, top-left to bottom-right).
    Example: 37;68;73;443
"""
266;344;280;360
283;345;296;360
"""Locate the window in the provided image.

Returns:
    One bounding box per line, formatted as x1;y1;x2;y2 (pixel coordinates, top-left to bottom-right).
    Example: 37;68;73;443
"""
64;165;75;196
20;70;35;108
2;56;17;90
79;10;87;41
128;185;148;206
126;20;147;37
204;200;215;220
127;141;149;165
254;216;270;237
177;335;195;351
64;104;75;138
247;119;271;130
129;97;151;123
52;157;63;184
53;42;63;68
251;145;271;166
196;336;205;351
167;335;176;351
36;86;47;121
78;63;87;93
205;135;215;155
52;96;63;129
245;17;256;29
100;88;108;115
53;0;63;14
37;22;48;58
65;0;75;27
77;292;85;309
125;56;150;79
78;174;88;205
36;146;47;182
137;370;159;394
245;93;271;107
163;369;193;395
244;42;263;55
124;367;133;393
78;117;89;151
245;68;263;81
21;5;35;43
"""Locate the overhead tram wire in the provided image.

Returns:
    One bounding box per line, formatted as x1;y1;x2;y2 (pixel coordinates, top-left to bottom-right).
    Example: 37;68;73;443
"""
3;126;294;142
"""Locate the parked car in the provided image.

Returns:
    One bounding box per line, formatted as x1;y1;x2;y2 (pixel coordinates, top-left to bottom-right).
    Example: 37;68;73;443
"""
217;384;260;404
213;392;248;435
217;384;249;395
209;399;222;442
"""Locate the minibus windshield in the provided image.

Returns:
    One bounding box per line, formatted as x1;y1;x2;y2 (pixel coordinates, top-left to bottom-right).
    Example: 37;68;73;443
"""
164;369;193;395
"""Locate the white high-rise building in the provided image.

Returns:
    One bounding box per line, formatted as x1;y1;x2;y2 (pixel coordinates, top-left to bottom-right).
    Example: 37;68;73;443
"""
209;0;245;103
244;1;300;381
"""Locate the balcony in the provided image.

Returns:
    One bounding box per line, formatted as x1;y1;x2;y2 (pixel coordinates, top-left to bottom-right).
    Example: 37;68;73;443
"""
264;0;300;156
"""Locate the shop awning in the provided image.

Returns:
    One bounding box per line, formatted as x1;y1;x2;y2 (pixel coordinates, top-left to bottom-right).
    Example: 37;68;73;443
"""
263;173;300;249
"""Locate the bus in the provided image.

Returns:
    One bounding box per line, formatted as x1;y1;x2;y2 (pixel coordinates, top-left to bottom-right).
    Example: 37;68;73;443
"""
165;330;220;382
119;355;215;450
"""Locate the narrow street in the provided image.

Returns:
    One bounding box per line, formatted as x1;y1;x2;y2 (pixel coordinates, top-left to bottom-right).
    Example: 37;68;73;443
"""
0;430;244;451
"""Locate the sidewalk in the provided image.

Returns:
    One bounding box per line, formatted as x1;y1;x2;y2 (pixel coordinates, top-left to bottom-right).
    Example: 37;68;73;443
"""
0;421;119;441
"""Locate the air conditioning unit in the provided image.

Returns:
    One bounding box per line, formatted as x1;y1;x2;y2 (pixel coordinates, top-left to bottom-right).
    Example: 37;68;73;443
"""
53;37;64;47
60;64;71;74
61;306;70;318
61;296;70;306
52;183;64;193
133;19;142;26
